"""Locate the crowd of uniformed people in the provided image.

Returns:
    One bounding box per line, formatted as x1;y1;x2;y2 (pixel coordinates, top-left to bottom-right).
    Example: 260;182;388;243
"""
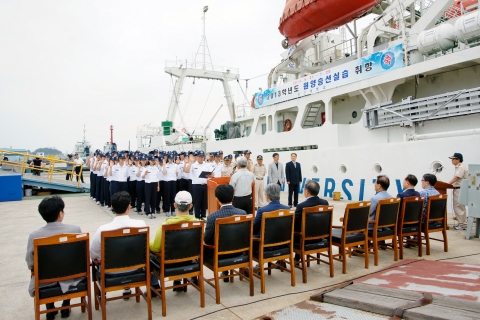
86;148;264;220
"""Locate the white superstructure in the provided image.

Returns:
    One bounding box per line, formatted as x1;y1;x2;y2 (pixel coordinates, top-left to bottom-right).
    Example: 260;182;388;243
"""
139;0;480;202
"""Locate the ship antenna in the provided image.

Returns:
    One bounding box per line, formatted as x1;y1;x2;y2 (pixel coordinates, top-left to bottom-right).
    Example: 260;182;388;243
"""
194;5;213;70
83;124;86;142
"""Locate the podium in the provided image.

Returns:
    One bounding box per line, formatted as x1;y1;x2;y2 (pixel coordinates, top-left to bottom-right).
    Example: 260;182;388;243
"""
206;177;256;215
435;181;454;196
207;177;231;215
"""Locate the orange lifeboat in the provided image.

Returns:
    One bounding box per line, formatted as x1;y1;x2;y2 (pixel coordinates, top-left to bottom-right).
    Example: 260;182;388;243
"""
279;0;382;46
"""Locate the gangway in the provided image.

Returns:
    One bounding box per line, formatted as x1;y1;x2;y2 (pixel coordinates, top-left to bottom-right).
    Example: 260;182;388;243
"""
362;86;480;129
0;150;89;193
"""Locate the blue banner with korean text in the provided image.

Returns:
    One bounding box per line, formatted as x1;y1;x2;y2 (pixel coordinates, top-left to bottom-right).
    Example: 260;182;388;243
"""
254;44;403;108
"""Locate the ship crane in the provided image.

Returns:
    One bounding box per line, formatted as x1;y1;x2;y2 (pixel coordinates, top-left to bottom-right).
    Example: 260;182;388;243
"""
163;5;239;138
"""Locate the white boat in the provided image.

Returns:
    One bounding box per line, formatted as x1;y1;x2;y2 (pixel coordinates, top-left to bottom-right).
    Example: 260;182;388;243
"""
138;0;480;201
73;125;91;160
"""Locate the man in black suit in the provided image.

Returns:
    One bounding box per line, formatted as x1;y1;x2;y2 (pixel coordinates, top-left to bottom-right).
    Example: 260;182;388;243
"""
294;180;329;232
397;174;421;200
204;184;247;244
204;184;246;281
397;174;421;246
285;153;302;208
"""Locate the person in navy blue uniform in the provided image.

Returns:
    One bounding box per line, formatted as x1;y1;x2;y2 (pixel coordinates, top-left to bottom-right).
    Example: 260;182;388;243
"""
285;153;302;208
294;180;328;232
397;174;421;200
253;184;289;237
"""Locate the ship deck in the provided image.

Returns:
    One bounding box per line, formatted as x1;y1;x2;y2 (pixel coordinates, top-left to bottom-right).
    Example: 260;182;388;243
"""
1;192;479;319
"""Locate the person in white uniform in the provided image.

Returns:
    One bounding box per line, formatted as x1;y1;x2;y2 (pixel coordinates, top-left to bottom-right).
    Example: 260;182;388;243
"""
184;151;212;219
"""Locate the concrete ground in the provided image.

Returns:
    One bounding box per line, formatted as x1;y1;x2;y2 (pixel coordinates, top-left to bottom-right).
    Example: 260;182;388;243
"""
1;192;479;320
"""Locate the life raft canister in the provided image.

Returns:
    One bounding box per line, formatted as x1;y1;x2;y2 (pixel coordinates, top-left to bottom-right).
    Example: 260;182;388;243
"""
283;119;292;132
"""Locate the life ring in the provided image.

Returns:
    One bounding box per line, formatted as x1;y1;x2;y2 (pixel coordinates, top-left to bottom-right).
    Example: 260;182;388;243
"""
181;128;186;133
283;119;292;132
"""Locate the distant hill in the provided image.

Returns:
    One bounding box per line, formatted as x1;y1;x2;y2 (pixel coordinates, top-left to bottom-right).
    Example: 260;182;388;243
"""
33;147;63;156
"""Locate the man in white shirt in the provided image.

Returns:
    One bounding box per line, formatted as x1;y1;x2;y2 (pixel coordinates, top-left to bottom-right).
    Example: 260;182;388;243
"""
183;150;212;220
74;153;85;183
230;156;255;214
90;191;147;299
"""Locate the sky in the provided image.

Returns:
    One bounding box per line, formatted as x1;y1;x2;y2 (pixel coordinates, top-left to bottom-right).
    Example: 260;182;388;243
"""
0;0;286;153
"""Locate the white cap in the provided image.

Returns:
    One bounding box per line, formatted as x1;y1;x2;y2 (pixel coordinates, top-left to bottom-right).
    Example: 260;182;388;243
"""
175;191;192;204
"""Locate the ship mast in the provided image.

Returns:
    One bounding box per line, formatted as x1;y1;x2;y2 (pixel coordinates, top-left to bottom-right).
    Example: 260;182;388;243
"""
164;5;239;132
110;125;114;145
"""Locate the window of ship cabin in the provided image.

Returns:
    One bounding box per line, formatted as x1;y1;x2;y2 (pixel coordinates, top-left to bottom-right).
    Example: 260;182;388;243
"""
274;107;298;132
256;115;267;135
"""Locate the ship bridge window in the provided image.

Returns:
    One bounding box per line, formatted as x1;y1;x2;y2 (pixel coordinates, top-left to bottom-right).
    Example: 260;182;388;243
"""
275;107;298;132
332;94;365;125
240;119;254;137
302;101;326;128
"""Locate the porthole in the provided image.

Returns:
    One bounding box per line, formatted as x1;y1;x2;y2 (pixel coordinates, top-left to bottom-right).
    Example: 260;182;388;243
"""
431;161;443;173
312;165;318;173
352;111;358;118
373;163;383;173
339;164;347;173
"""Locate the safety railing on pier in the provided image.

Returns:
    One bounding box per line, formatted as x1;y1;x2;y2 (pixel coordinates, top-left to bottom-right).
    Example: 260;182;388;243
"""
0;150;84;188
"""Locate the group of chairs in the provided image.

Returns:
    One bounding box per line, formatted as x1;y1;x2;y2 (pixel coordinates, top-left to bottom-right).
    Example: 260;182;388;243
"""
31;194;448;319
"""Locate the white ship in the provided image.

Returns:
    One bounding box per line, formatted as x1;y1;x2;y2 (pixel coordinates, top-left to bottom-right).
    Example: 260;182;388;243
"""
73;125;91;159
138;0;480;202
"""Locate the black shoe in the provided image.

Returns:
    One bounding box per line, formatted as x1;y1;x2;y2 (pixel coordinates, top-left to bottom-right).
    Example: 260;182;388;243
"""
60;309;70;318
46;303;58;319
190;277;199;286
221;271;229;282
294;254;301;262
123;289;131;301
173;280;183;292
150;284;160;298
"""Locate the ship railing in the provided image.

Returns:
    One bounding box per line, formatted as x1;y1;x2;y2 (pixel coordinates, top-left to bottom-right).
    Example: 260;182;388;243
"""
0;150;84;188
165;60;239;74
236;103;252;119
306;38;357;67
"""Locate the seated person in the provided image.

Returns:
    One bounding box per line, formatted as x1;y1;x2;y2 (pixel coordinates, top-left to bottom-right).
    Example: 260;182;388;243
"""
293;180;329;260
294;180;329;232
397;174;421;200
204;184;247;245
204;184;246;281
419;173;440;218
26;196;81;319
90;191;146;299
369;175;392;230
253;183;289;237
150;191;197;292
